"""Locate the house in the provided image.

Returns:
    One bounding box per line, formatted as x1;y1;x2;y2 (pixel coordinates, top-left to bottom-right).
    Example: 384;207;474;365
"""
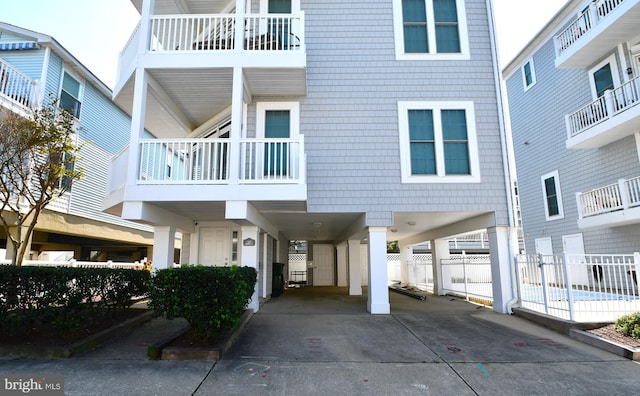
504;0;640;258
104;0;518;314
0;22;157;264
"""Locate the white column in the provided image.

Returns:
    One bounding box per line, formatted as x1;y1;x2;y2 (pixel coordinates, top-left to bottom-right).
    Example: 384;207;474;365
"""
347;240;362;295
488;226;517;314
241;226;260;312
336;242;348;287
431;238;450;296
126;68;149;185
228;67;244;184
367;227;390;314
152;226;176;270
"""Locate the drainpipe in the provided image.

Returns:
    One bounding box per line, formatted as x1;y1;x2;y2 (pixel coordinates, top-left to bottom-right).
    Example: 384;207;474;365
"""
486;0;520;313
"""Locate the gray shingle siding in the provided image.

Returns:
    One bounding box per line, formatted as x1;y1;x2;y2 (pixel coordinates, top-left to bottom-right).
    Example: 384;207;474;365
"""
290;0;510;225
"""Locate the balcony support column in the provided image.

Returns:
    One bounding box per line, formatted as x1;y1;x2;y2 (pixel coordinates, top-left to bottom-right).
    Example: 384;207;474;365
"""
347;239;362;296
234;0;246;52
619;179;630;209
152;225;175;270
240;226;261;313
126;68;149;185
367;227;390;314
488;226;518;314
229;67;244;185
138;0;155;54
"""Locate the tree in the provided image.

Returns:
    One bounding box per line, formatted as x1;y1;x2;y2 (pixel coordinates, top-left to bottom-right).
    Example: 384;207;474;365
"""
0;101;83;266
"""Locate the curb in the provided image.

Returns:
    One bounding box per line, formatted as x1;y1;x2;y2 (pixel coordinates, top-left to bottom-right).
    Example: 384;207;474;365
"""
0;310;154;358
570;329;640;361
148;309;254;361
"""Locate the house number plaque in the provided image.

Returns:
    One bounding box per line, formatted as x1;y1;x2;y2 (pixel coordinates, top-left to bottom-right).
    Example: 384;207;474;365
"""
243;238;255;246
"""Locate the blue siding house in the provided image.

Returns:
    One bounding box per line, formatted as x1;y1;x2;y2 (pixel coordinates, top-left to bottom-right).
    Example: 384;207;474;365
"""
504;0;640;256
104;0;518;314
0;22;155;263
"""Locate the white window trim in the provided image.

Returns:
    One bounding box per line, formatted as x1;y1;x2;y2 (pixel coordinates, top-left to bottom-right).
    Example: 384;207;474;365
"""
392;0;470;61
398;101;480;184
260;0;301;13
256;101;300;139
522;58;536;91
58;68;84;119
541;170;564;221
588;54;620;99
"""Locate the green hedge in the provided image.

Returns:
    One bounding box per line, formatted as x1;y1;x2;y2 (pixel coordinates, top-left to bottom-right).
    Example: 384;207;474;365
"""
0;265;150;334
149;265;257;341
615;312;640;339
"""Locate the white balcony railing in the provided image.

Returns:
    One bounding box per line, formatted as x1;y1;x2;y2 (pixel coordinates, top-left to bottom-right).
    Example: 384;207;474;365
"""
577;176;640;218
0;59;37;110
148;13;304;52
566;75;640;138
131;137;305;185
555;0;626;57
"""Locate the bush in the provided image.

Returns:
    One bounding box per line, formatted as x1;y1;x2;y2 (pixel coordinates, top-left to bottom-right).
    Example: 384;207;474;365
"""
149;265;257;341
0;265;150;335
615;312;640;339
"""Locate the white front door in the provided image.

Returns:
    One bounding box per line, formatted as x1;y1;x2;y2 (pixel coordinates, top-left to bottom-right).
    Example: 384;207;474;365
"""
199;227;230;266
313;244;334;286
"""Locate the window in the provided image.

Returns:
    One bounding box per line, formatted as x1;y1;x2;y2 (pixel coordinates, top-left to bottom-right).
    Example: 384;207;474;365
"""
393;0;469;60
398;101;480;183
256;102;300;178
541;171;564;220
59;71;83;118
522;59;536;90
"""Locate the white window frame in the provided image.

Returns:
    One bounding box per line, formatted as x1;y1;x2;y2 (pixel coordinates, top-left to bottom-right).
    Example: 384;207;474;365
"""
398;101;480;183
260;0;301;13
588;54;620;99
522;58;536;91
541;170;564;221
256;102;300;139
58;69;84;119
392;0;470;61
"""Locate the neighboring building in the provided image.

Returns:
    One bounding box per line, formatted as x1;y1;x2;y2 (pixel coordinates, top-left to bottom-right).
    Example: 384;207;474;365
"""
0;22;156;264
104;0;518;314
504;0;640;256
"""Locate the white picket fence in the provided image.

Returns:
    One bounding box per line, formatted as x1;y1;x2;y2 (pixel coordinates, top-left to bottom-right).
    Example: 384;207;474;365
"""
0;258;146;270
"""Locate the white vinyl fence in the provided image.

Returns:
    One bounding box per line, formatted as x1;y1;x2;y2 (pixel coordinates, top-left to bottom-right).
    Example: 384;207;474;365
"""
516;253;640;322
0;258;148;270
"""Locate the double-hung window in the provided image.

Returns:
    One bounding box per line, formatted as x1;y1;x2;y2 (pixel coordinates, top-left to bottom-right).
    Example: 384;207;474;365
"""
541;171;564;221
398;101;480;183
522;59;536;91
393;0;469;60
59;71;83;119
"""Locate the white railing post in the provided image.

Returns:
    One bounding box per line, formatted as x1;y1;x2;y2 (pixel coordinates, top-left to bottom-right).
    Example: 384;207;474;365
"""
619;178;630;209
634;252;640;295
562;253;576;321
604;89;615;118
575;192;585;219
538;253;550;315
462;251;469;301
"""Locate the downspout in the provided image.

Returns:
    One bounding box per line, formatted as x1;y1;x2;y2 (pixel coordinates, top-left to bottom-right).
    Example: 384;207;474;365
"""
486;0;520;313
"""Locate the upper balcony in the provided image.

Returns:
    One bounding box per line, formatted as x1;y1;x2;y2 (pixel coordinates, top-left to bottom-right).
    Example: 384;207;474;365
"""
565;75;640;149
0;59;38;114
555;0;640;68
576;175;640;229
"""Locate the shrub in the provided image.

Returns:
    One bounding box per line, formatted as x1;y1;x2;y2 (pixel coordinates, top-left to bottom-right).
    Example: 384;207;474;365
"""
149;265;257;341
615;312;640;339
0;265;150;335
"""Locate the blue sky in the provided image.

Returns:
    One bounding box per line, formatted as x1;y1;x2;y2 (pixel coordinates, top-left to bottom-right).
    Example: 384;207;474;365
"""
0;0;567;89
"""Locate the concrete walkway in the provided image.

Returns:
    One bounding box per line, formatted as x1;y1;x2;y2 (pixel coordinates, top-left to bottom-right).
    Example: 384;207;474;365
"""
2;287;640;395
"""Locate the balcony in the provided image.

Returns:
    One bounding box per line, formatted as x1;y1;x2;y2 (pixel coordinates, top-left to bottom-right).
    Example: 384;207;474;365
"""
565;76;640;149
105;136;306;214
0;59;38;113
577;176;640;229
555;0;640;68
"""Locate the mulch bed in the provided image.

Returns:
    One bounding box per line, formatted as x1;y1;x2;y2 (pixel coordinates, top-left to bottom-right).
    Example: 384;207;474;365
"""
0;309;150;347
587;324;640;348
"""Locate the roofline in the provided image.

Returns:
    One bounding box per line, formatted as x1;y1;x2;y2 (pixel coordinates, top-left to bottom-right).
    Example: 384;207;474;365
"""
501;0;580;80
0;21;113;98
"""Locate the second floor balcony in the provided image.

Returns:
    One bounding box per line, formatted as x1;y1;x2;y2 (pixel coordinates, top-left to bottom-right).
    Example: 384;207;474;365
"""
105;136;307;211
577;175;640;229
565;75;640;149
555;0;640;68
0;58;38;113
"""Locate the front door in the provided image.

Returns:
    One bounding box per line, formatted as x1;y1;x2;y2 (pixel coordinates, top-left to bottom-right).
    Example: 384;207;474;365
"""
199;227;230;266
313;244;334;286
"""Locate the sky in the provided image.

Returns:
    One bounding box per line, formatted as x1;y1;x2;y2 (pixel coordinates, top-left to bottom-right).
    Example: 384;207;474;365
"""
0;0;568;90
